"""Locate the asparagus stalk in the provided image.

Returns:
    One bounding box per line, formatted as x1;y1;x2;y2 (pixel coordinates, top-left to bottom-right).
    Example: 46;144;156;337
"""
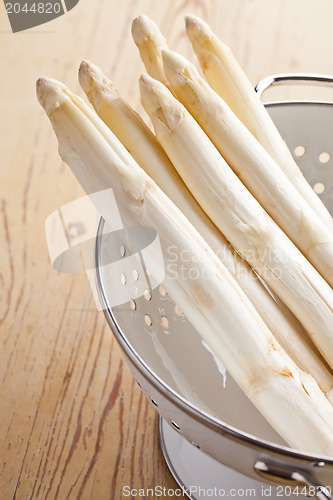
185;15;333;228
140;74;333;371
37;76;333;454
162;49;333;287
79;59;175;186
131;14;170;88
79;59;333;397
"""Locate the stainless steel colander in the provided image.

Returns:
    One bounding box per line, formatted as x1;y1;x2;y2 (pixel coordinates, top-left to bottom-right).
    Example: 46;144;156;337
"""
95;75;333;499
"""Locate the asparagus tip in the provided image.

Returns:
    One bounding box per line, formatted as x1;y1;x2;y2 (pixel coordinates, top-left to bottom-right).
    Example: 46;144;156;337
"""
79;60;102;91
36;77;69;116
162;49;189;74
162;49;202;90
79;60;120;105
185;14;212;42
139;73;165;112
139;73;184;130
131;14;166;46
139;72;158;90
79;60;96;93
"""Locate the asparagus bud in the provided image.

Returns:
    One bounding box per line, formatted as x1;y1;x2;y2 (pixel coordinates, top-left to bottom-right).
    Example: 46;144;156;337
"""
132;14;170;87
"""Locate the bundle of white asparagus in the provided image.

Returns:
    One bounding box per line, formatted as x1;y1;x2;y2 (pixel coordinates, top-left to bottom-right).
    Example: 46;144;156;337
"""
78;59;333;393
37;14;333;456
184;15;333;229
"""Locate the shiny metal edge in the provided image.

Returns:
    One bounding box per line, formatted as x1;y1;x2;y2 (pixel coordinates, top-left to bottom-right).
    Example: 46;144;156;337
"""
255;72;333;102
264;101;333;108
95;217;333;466
158;416;196;500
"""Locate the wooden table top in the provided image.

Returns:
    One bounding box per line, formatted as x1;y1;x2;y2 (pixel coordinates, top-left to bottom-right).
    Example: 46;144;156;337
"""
1;0;333;498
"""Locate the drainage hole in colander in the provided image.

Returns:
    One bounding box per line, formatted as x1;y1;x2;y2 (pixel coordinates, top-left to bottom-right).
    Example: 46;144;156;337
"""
150;398;158;407
129;299;136;311
171;420;180;431
159;284;167;297
174;304;183;316
314;182;325;194
161;316;169;328
294;145;306;157
144;290;152;301
144;314;152;327
120;245;126;257
132;269;139;281
319;152;331;164
191;442;200;449
120;273;126;285
136;379;142;389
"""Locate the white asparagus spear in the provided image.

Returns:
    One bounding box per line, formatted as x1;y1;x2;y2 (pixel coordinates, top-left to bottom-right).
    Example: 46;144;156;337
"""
36;76;333;454
162;49;333;287
185;15;333;228
78;59;333;397
79;59;174;177
131;14;170;88
139;74;333;371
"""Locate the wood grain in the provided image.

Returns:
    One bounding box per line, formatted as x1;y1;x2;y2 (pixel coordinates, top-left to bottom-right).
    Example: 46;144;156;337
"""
1;0;333;498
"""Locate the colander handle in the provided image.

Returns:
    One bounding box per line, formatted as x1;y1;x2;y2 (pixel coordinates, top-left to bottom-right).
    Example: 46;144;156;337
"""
255;73;333;100
254;459;333;500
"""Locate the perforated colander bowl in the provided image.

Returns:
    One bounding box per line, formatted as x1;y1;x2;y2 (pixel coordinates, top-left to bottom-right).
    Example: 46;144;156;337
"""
96;75;333;499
